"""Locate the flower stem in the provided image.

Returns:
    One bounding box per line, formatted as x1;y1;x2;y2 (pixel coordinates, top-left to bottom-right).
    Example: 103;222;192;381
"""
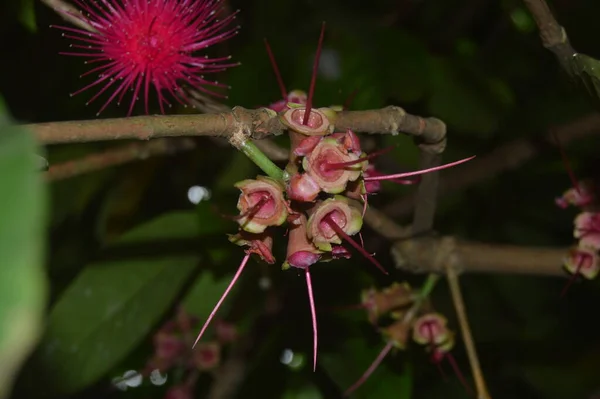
402;273;440;324
240;140;285;181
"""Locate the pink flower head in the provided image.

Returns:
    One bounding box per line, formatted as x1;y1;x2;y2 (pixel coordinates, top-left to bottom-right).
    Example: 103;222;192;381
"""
574;212;600;249
53;0;240;115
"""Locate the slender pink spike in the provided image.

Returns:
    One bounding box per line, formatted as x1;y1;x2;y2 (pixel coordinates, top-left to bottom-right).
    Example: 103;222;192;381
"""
305;268;318;371
560;257;583;298
342;89;358;110
388;176;422;185
322;214;388;275
358;232;365;249
192;253;251;348
303;22;326;125
551;131;582;195
344;341;394;397
263;38;287;100
363;156;476;182
325;146;395;171
444;353;475;397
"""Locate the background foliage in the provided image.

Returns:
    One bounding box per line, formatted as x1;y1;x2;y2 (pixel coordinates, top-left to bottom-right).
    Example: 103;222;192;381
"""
1;0;600;398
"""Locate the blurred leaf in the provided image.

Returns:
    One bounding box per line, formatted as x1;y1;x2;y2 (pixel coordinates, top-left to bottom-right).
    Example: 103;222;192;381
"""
322;338;412;399
569;53;600;112
18;0;36;33
522;348;600;399
181;271;236;322
427;58;511;137
0;102;47;399
27;212;205;396
372;28;431;104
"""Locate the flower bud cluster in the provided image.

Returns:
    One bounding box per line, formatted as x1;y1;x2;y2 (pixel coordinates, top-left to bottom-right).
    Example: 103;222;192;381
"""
344;284;466;395
141;307;237;398
556;179;599;280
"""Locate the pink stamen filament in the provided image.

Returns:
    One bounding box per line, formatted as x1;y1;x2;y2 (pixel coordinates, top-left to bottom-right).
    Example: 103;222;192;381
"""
303;22;326;126
427;324;474;396
552;131;582;195
343;341;394;397
306;268;318;372
231;195;270;220
324;146;395;171
364;156;476;182
192;253;251;348
322;214;388;275
263;38;287;100
560;256;585;297
444;352;475;397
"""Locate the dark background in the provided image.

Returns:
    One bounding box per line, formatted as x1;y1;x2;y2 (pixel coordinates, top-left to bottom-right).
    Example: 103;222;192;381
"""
1;0;600;398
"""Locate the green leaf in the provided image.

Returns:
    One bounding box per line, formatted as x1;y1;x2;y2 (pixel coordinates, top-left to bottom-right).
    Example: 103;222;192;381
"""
27;212;204;396
0;102;47;399
181;271;236;322
427;58;510;137
18;0;37;33
569;53;600;112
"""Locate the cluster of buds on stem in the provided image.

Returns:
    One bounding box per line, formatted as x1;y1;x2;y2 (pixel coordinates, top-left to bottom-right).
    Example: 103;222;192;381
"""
192;22;474;373
553;136;599;295
115;307;237;399
344;284;472;397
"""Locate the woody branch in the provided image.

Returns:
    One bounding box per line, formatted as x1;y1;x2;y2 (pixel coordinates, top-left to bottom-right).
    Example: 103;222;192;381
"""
24;106;446;151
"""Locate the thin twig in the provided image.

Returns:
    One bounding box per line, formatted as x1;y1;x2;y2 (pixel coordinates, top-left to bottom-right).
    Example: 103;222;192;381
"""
391;235;567;277
45;138;195;181
383;112;600;218
522;0;576;68
40;0;96;32
446;266;491;399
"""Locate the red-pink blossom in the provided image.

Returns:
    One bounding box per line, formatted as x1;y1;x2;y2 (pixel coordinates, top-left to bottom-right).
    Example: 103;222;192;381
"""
53;0;239;115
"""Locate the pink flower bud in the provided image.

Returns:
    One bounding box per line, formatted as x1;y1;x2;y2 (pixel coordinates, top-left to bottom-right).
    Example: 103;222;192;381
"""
234;176;288;233
293;136;322;157
574;212;600;248
214;320;238;344
287;173;321;202
556;181;595;209
228;230;276;264
192;342;221;371
154;332;185;360
412;313;450;346
283;214;322;269
306;196;363;251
